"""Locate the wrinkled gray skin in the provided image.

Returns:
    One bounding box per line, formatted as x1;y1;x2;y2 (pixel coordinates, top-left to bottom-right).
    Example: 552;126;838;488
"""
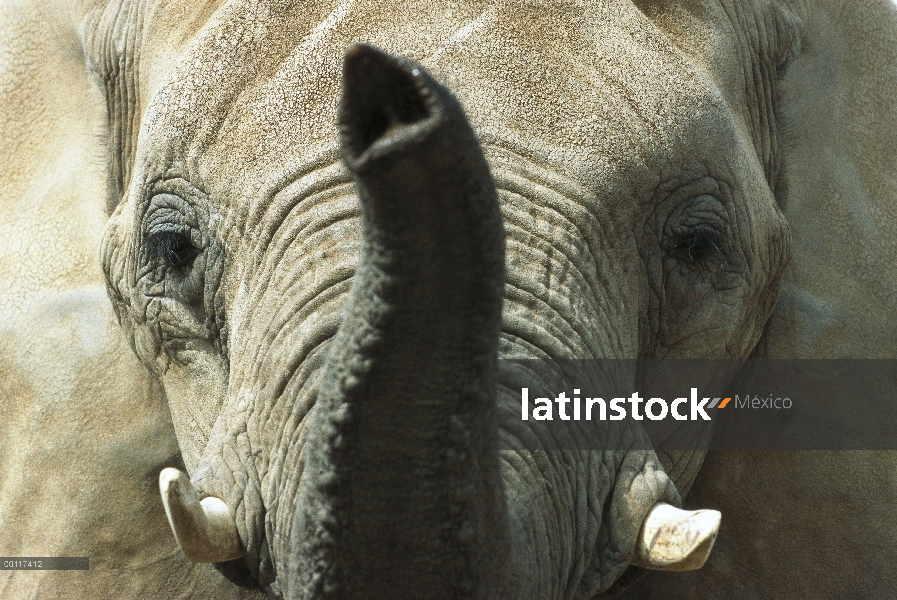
2;0;897;598
101;0;786;597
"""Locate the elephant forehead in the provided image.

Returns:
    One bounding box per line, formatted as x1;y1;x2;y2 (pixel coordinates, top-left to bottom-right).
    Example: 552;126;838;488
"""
141;0;728;198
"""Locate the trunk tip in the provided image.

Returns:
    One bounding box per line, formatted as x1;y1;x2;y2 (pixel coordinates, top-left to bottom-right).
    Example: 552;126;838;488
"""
340;43;433;160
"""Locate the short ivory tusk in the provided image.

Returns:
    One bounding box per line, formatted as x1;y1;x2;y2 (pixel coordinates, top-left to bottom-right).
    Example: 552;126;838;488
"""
632;502;721;571
159;467;244;562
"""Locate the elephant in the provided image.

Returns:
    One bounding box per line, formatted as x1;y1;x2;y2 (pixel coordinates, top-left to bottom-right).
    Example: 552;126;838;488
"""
0;3;264;598
1;0;896;599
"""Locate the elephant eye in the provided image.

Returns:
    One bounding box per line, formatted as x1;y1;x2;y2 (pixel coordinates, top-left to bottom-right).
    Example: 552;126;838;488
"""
671;229;724;264
146;231;199;269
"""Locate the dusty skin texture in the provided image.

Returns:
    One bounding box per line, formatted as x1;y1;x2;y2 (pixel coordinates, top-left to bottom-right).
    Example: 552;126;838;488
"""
620;1;897;598
0;2;262;598
0;1;895;599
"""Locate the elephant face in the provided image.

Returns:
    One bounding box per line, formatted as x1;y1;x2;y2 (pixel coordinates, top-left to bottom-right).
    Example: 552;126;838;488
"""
101;1;791;597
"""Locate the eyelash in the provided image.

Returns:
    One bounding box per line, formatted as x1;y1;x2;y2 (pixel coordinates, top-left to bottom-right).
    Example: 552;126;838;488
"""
146;231;199;269
670;229;725;264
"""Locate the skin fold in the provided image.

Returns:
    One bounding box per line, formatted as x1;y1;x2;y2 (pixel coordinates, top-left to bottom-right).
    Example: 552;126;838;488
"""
619;1;897;598
0;1;261;598
0;1;894;598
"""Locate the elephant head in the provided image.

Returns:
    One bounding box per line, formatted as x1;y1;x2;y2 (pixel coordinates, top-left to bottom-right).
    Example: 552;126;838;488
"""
99;1;791;597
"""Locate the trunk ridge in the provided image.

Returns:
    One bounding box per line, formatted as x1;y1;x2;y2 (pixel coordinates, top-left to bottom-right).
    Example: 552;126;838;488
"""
289;44;510;600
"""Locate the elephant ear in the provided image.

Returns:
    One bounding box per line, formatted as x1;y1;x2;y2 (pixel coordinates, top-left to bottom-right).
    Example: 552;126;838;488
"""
755;0;897;359
628;1;897;498
635;0;897;360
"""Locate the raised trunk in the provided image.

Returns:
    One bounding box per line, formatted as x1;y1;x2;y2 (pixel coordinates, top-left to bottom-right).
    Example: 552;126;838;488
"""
155;45;723;599
288;45;510;599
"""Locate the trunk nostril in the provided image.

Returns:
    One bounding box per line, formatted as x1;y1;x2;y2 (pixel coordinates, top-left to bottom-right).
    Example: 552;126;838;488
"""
340;43;431;157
